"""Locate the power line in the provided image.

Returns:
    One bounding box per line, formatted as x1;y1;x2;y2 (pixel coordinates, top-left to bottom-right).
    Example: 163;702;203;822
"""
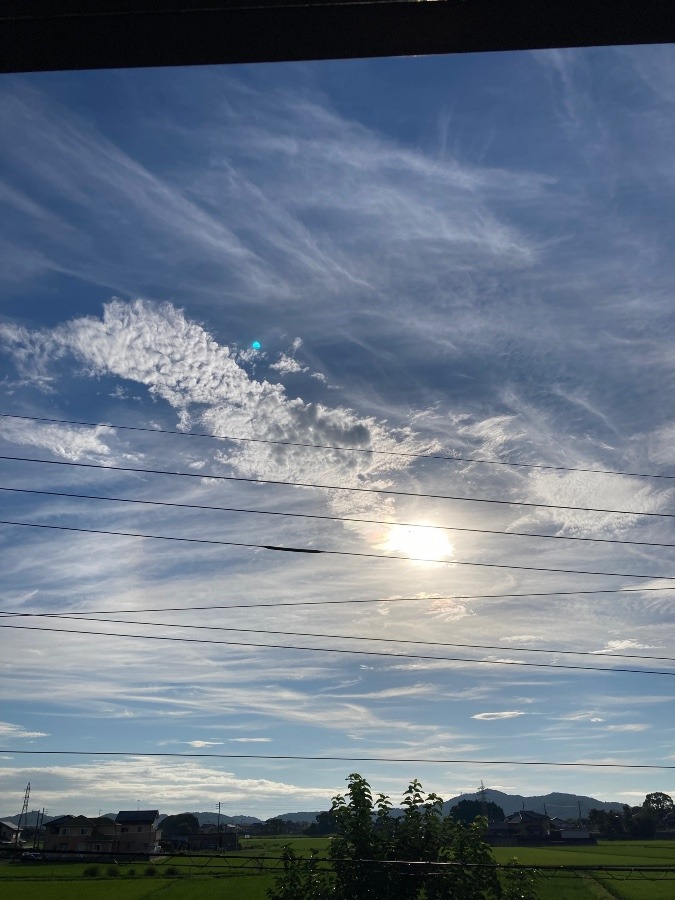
3;485;674;550
2;454;674;518
2;748;673;769
3;412;673;481
3;518;675;580
3;610;673;663
7;584;668;616
1;622;673;676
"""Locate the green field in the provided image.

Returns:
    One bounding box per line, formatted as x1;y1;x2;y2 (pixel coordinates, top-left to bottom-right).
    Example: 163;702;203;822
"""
2;839;673;900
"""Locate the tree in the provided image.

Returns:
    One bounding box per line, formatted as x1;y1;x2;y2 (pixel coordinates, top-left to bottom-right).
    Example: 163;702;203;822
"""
267;773;507;900
305;810;338;836
160;813;199;837
451;799;505;825
643;793;673;818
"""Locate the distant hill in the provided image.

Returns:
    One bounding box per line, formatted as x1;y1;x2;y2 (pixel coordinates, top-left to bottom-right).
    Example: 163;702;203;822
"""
274;811;325;824
2;811;57;827
185;811;262;826
2;791;625;829
442;790;623;819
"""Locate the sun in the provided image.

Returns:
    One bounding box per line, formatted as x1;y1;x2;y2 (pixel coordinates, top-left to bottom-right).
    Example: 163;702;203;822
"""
382;524;454;564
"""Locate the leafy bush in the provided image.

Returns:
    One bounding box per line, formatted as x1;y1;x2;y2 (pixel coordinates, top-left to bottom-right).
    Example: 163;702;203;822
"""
126;867;136;877
166;865;180;876
83;865;100;878
144;864;157;876
106;865;120;877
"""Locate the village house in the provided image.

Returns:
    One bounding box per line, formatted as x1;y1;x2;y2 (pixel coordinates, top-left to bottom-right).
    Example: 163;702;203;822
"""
114;810;162;853
0;819;21;844
505;810;551;839
44;815;117;852
44;809;161;854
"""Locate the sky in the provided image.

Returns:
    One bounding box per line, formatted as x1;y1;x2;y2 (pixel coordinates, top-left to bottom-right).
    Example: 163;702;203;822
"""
0;44;674;821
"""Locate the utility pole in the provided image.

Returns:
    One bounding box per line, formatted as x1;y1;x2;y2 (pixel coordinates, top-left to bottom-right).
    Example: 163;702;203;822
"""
217;801;222;850
578;800;583;821
33;808;45;850
479;781;487;818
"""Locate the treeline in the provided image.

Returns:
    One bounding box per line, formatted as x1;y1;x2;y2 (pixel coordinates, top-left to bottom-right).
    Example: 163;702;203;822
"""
588;791;674;839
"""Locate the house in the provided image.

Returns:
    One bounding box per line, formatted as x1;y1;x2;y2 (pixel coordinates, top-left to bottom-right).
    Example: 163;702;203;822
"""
44;810;161;854
505;810;551;839
485;819;511;846
114;810;162;853
44;815;117;852
186;827;238;851
0;820;21;844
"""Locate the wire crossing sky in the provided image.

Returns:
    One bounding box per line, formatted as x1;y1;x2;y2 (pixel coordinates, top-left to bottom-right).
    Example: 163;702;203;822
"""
1;45;674;818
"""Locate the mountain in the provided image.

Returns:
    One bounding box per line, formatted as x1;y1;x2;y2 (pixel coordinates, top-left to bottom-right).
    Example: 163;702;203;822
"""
274;811;324;823
2;811;57;827
441;790;623;819
186;811;262;826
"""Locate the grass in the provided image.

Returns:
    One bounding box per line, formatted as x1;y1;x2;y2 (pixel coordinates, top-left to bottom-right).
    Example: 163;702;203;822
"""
1;839;673;899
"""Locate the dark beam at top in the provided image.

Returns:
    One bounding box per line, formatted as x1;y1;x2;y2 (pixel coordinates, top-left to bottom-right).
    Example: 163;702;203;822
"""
1;0;673;74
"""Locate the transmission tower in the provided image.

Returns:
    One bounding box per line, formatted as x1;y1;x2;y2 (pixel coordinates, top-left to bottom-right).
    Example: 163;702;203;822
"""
479;780;487;817
16;782;30;845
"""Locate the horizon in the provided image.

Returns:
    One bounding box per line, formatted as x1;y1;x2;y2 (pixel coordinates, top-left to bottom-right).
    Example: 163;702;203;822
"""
1;45;674;820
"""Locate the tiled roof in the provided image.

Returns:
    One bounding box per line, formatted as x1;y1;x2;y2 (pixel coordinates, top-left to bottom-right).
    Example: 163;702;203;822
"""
116;810;159;824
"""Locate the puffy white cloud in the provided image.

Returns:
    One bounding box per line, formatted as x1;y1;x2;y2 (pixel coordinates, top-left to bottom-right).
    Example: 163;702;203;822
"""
270;353;308;375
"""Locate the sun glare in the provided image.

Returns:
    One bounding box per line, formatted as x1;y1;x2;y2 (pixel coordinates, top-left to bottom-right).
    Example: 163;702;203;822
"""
382;524;454;563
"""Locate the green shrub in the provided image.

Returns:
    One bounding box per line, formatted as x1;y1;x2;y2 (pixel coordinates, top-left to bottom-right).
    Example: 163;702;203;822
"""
144;864;157;876
126;868;136;877
166;865;180;876
83;865;100;878
106;865;120;877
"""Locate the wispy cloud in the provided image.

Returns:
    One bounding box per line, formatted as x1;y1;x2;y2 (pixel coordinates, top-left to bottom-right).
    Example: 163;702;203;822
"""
471;711;526;721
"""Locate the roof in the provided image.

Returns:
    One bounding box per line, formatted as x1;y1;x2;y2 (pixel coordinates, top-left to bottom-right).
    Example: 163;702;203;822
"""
0;820;19;830
506;810;550;823
116;810;159;824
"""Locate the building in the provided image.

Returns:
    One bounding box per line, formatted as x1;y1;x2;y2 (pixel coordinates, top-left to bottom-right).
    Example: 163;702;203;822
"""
186;827;239;851
44;815;117;852
0;820;21;844
114;810;162;853
44;810;161;854
505;810;551;839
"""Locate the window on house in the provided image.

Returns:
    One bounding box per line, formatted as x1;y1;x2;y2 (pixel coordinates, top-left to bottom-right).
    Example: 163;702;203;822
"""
121;827;129;833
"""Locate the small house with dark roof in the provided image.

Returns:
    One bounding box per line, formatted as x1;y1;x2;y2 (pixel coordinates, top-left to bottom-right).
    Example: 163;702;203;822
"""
0;819;21;844
505;810;551;839
115;810;161;853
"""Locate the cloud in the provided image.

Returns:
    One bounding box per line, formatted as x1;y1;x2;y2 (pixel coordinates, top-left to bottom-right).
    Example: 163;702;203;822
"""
605;724;651;733
594;640;655;654
185;740;224;748
0;721;49;740
0;757;337;815
229;737;273;743
0;419;115;462
471;711;525;721
270;353;308;376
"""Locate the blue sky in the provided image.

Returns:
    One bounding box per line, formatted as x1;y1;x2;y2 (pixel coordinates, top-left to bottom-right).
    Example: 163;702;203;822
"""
0;45;674;819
